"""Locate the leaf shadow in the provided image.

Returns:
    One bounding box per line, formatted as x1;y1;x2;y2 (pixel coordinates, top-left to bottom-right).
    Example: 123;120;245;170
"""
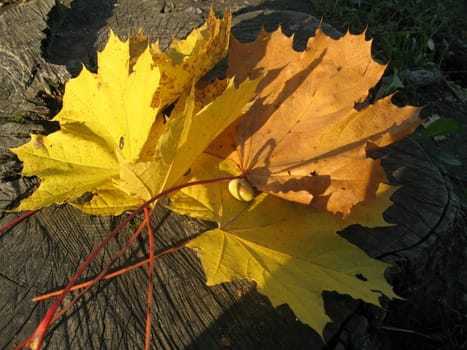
237;47;327;163
186;284;325;349
41;0;117;76
237;50;337;205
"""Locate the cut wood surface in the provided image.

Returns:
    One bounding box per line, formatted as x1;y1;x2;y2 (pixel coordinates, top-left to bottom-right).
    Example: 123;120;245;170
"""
0;1;464;349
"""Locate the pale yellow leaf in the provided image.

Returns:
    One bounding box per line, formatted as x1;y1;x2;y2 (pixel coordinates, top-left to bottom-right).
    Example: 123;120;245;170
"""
169;153;397;334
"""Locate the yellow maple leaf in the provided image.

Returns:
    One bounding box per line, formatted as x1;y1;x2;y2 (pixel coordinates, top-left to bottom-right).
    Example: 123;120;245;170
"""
208;27;421;217
12;30;159;213
169;153;397;335
11;15;259;215
151;9;232;108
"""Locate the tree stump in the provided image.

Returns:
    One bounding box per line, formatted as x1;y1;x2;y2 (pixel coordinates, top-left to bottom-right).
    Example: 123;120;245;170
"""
1;1;465;349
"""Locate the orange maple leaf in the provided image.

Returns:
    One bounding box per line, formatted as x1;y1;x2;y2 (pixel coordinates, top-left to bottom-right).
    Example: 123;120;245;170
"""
208;27;421;217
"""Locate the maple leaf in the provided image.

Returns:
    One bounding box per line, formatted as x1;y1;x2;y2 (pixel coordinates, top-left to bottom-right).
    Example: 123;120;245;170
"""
207;27;421;217
11;30;160;213
169;153;397;335
150;9;232;109
11;14;259;215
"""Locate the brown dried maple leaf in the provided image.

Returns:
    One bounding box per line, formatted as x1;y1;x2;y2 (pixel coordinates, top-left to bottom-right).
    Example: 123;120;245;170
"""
207;27;421;217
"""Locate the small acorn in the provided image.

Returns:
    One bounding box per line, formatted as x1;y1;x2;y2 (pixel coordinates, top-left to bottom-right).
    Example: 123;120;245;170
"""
228;178;256;202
